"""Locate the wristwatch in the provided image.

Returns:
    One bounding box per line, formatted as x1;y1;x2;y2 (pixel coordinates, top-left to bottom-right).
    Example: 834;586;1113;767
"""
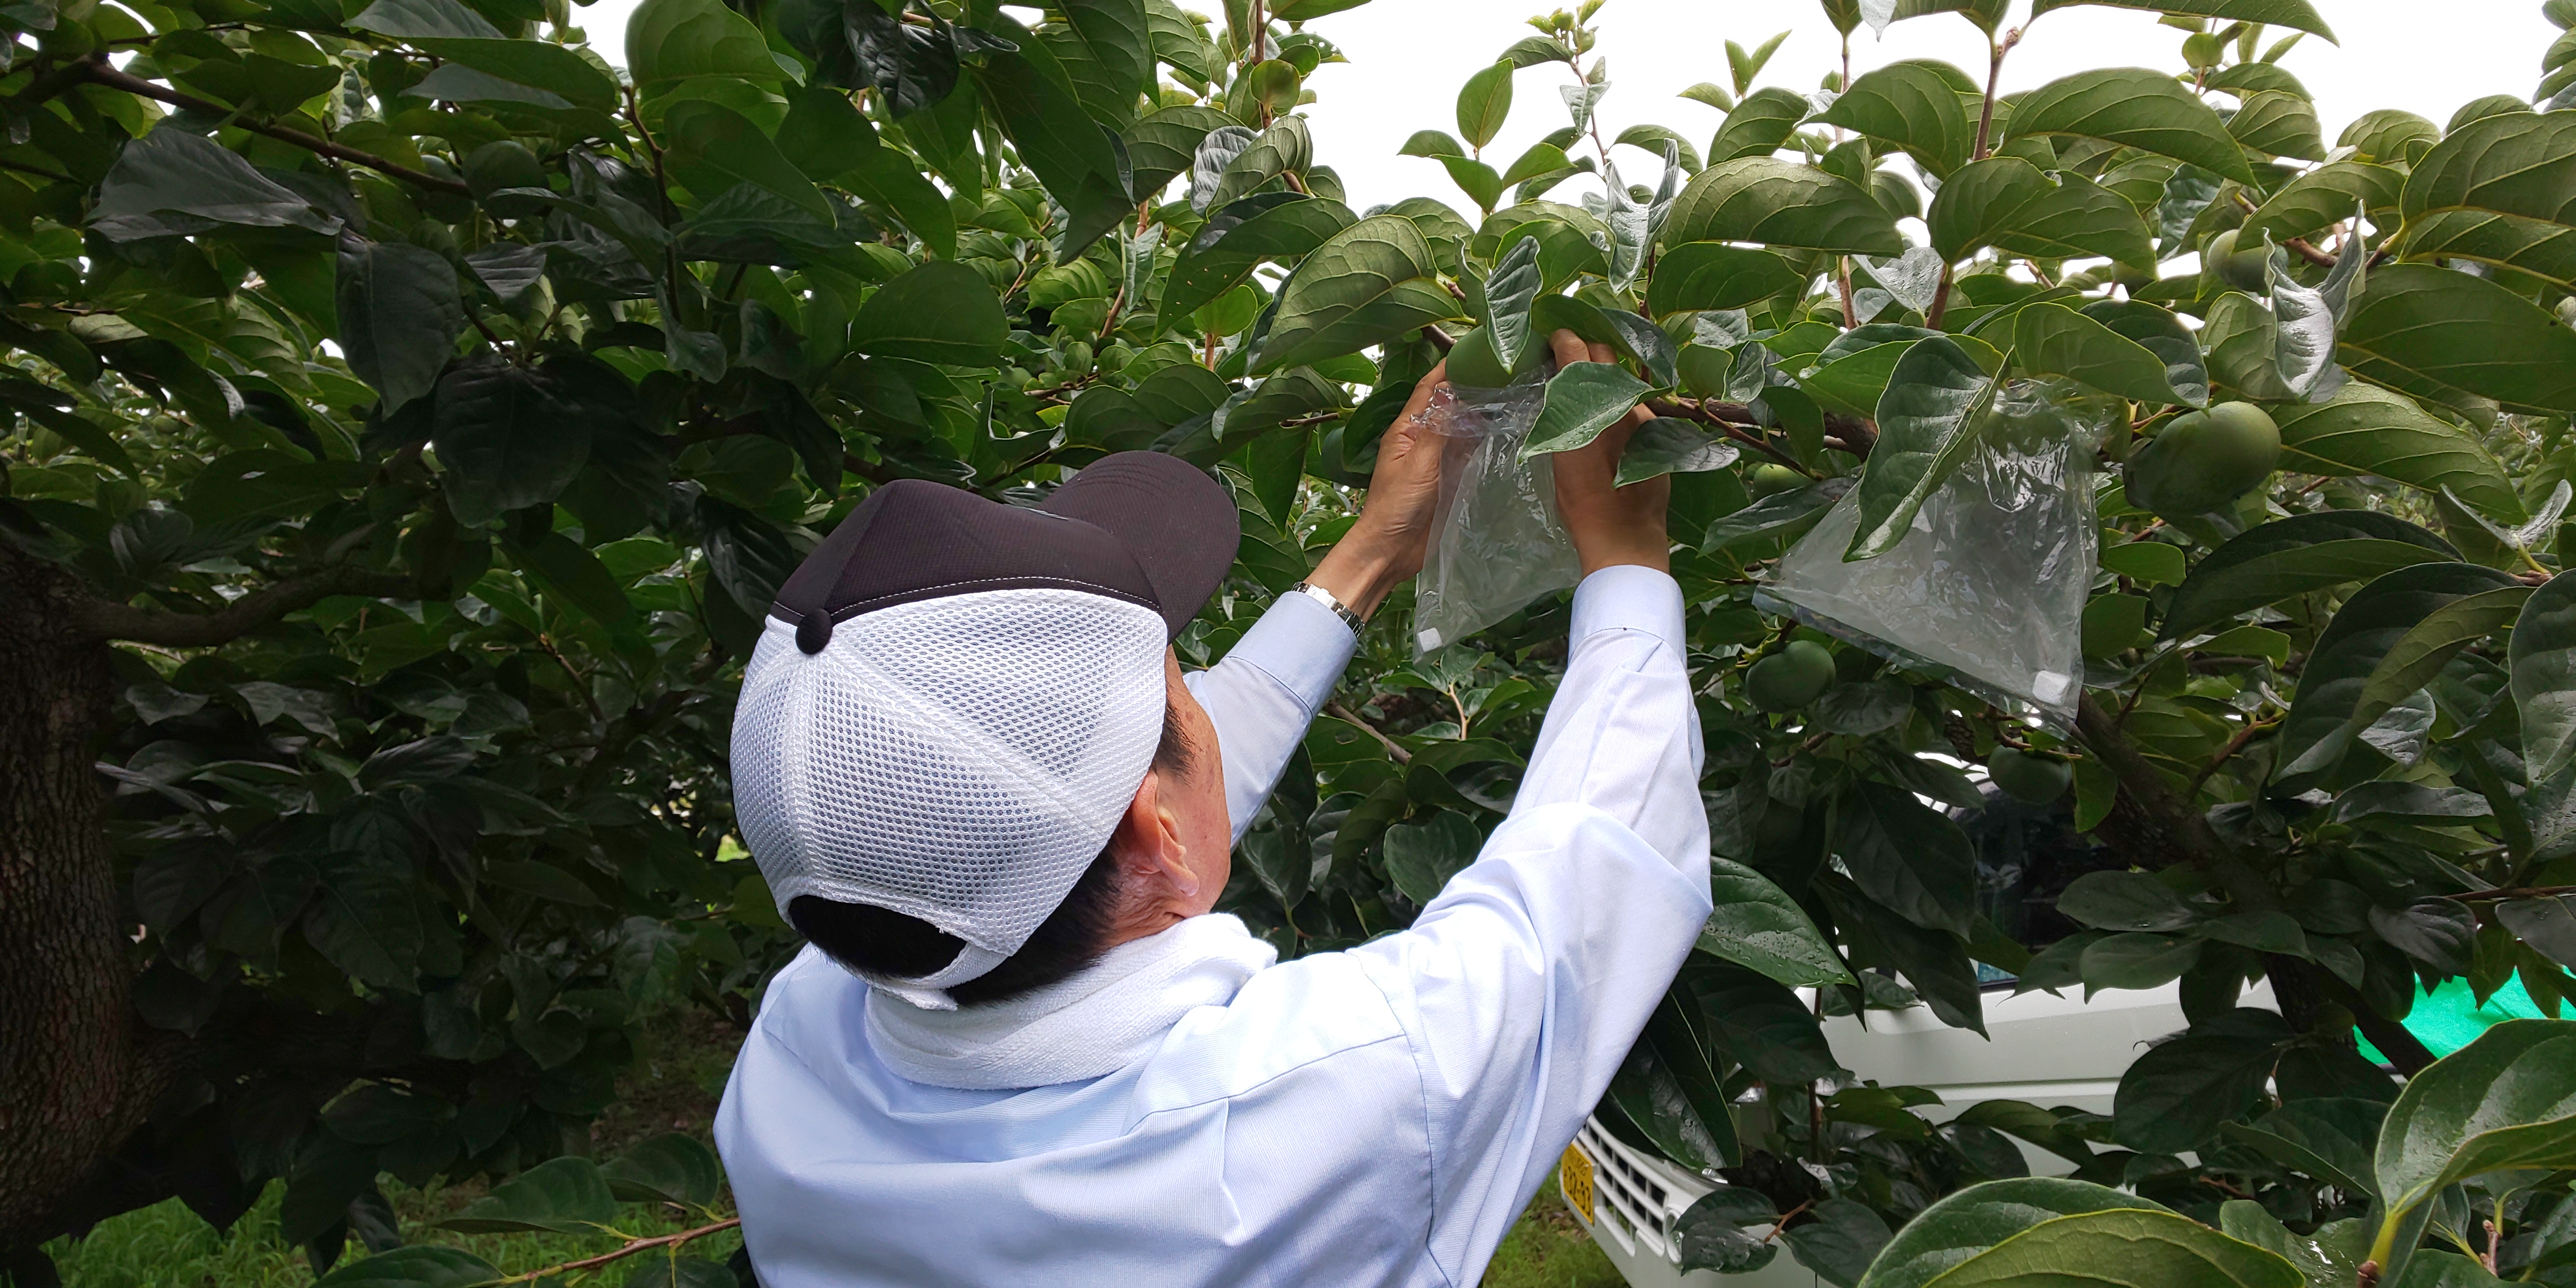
1290;581;1367;635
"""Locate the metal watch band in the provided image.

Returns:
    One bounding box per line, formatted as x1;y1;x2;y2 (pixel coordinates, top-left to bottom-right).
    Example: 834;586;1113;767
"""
1290;581;1366;635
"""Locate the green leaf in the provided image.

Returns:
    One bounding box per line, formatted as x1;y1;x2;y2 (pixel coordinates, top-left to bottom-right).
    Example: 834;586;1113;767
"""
430;362;588;529
1616;418;1739;487
2346;584;2534;746
1642;982;1744;1168
662;100;833;224
1436;155;1505;211
849;261;1006;366
1926;157;2155;267
2241;161;2403;246
1837;782;1978;937
1672;1185;1782;1274
1660;157;1905;255
313;1246;501;1288
778;88;956;257
305;855;420;990
1855;1178;2169;1288
2222;1100;2386;1197
2371;1021;2576;1263
602;1132;724;1207
1645;242;1810;315
2028;0;2333;38
336;240;464;416
1815;61;1976;176
1700;855;1852;987
1911;1208;2302;1288
2159;511;2460;641
2228;89;2325;161
2077;299;2209;407
408;38;619;111
2398;110;2576;288
2011;302;2201;406
2270;383;2522;518
1708;86;1813;164
89;126;336;241
1250;215;1458;375
975;21;1131;254
1701;476;1852;551
1160;193;1355;322
1784;1198;1895;1287
2512;572;2576;787
1399;128;1465;158
1456;60;1515;150
2273;562;2524;780
2499;895;2576;971
2115;1011;2294;1153
508;529;634;627
2339;264;2576;416
626;0;782;91
1050;0;1153;125
2001;67;2257;183
1847;337;2004;560
2079;931;2203;991
1382;810;1480;905
1519;362;1654;459
441;1156;619;1234
1124;104;1233;201
2057;870;2197;932
1483;235;1543;372
344;0;500;39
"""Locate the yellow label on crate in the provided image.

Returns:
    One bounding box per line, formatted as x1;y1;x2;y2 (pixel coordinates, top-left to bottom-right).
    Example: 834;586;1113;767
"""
1558;1144;1595;1224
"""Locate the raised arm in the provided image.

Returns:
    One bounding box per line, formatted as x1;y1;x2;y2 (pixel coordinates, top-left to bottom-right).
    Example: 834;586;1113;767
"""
1343;331;1710;1284
1181;361;1453;841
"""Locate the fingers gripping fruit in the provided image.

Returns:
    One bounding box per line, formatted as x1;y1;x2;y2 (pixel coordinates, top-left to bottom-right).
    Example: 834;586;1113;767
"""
1746;639;1836;713
1987;748;2073;804
2121;401;2280;519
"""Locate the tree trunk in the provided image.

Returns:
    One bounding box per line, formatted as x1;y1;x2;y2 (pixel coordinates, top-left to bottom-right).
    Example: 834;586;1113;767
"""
0;548;166;1253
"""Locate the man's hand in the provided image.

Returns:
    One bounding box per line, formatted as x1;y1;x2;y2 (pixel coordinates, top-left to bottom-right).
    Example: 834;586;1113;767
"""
1307;360;1453;620
1545;330;1671;576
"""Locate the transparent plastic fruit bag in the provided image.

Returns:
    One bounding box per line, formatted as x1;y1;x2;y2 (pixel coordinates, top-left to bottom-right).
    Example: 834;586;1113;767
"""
1410;376;1583;656
1758;379;2119;729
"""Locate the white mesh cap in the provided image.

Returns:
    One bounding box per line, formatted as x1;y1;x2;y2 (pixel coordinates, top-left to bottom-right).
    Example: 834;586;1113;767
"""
732;590;1168;1007
727;456;1239;1010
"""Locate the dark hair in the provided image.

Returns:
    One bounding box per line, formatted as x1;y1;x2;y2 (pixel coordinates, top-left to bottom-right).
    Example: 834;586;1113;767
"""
789;697;1198;1007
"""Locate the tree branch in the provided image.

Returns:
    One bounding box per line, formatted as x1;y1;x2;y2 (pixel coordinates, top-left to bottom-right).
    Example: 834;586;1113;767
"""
503;1217;742;1283
74;565;419;647
1327;700;1412;763
72;59;473;196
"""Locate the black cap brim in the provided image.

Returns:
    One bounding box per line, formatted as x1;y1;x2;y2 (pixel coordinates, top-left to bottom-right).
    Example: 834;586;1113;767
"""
1039;452;1240;638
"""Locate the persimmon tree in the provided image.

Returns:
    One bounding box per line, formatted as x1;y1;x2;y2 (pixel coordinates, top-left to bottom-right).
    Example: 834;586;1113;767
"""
3;0;2576;1282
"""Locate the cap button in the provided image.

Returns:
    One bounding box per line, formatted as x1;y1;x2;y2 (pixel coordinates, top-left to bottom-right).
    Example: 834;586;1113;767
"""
795;613;833;655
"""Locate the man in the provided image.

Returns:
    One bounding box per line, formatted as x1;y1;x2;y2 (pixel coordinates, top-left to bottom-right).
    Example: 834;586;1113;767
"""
717;331;1711;1286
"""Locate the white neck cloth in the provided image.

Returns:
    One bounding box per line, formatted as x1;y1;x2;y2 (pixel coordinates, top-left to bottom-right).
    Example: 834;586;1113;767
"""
864;913;1278;1090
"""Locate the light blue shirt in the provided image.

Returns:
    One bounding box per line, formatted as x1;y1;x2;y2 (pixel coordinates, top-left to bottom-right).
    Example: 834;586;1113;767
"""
716;567;1712;1286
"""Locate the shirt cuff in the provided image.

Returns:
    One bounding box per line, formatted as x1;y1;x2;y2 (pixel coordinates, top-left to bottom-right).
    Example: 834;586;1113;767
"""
1569;565;1687;656
1224;589;1359;715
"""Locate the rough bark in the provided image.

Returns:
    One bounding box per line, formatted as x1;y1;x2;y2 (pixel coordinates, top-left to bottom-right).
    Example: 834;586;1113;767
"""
0;548;170;1252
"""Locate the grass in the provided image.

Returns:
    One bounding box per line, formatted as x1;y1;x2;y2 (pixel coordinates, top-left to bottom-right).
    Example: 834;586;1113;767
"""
46;1007;1616;1287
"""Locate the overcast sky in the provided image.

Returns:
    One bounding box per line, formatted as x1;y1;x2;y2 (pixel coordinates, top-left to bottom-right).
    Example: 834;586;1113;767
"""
573;0;2558;212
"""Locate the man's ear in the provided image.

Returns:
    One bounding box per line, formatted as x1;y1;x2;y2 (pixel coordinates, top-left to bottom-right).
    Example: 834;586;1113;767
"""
1108;770;1196;894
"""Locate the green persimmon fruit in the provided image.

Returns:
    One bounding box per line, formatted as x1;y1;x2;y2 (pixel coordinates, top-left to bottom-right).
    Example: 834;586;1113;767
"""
1987;748;2072;804
1746;463;1806;498
1445;322;1541;389
1746;639;1836;713
1677;342;1735;399
2203;228;2270;292
463;140;545;200
2121;401;2280;519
